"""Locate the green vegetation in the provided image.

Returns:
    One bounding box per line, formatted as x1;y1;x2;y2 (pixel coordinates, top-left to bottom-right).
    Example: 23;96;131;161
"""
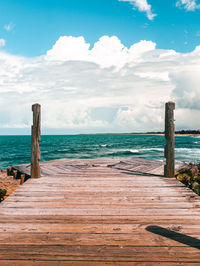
175;130;200;135
146;130;200;135
0;189;7;202
175;163;200;196
80;130;200;135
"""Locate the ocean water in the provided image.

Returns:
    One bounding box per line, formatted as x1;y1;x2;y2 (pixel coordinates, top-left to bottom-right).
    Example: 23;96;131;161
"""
0;134;200;169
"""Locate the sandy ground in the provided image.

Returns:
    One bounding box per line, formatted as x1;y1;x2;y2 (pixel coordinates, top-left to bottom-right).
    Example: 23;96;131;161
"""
0;170;21;199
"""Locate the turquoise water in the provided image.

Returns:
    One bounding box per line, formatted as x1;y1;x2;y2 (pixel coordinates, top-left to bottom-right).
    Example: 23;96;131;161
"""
0;134;200;169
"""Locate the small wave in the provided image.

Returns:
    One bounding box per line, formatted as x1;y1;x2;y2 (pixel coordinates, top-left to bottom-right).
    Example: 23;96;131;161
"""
175;148;200;153
105;149;139;156
54;149;69;154
128;149;139;153
192;136;200;139
41;151;48;154
140;148;164;152
118;149;139;153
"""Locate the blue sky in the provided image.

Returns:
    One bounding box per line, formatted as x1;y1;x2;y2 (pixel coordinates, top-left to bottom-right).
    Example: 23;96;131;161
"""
1;0;200;56
1;0;200;134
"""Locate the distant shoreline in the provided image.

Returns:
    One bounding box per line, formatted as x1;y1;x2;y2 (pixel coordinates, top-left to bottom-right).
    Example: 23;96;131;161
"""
79;132;200;136
0;130;200;136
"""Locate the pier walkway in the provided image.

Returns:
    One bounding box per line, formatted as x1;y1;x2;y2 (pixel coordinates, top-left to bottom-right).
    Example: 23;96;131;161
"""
1;158;200;265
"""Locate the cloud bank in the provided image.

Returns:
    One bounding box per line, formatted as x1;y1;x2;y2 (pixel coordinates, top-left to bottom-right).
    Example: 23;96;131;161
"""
118;0;156;20
0;35;200;133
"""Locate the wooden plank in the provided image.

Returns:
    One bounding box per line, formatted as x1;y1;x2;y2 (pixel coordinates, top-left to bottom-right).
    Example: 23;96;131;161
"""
1;232;200;246
13;187;191;193
2;202;198;209
20;179;185;186
10;191;196;197
1;215;200;224
0;262;197;266
0;245;200;262
5;196;199;204
0;223;200;234
21;183;185;188
0;207;200;216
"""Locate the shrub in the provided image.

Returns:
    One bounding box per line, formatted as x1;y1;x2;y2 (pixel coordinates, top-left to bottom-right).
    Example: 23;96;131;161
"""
175;162;200;196
0;189;7;202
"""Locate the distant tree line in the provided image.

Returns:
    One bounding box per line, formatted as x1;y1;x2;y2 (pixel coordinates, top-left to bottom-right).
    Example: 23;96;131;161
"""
146;130;200;135
175;130;200;135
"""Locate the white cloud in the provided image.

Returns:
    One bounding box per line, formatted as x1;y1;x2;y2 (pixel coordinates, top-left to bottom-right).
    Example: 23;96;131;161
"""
176;0;200;11
0;39;6;47
4;23;14;32
0;35;200;133
46;36;90;61
119;0;157;20
46;36;156;68
171;65;200;110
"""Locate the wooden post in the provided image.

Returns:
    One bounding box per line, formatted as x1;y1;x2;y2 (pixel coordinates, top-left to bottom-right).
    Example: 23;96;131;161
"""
7;167;11;176
31;104;41;178
20;174;25;185
164;101;175;178
13;170;17;179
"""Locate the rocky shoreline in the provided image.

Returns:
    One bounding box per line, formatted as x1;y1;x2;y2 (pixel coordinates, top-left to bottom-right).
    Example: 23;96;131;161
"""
175;163;200;196
0;170;20;201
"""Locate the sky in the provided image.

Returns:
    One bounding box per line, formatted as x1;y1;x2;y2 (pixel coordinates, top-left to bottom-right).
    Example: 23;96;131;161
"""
0;0;200;134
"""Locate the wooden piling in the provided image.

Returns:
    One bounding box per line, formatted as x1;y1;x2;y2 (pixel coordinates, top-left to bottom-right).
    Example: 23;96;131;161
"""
7;167;11;176
164;101;175;178
31;104;41;178
20;174;25;185
13;170;17;179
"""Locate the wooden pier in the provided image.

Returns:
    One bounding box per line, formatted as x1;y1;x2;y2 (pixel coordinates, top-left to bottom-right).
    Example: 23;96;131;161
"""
1;158;200;265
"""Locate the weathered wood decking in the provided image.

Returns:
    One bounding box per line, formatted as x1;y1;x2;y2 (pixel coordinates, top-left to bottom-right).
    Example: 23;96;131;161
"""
1;158;200;265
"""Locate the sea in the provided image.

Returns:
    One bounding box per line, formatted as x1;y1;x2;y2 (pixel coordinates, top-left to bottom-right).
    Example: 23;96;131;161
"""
0;134;200;169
